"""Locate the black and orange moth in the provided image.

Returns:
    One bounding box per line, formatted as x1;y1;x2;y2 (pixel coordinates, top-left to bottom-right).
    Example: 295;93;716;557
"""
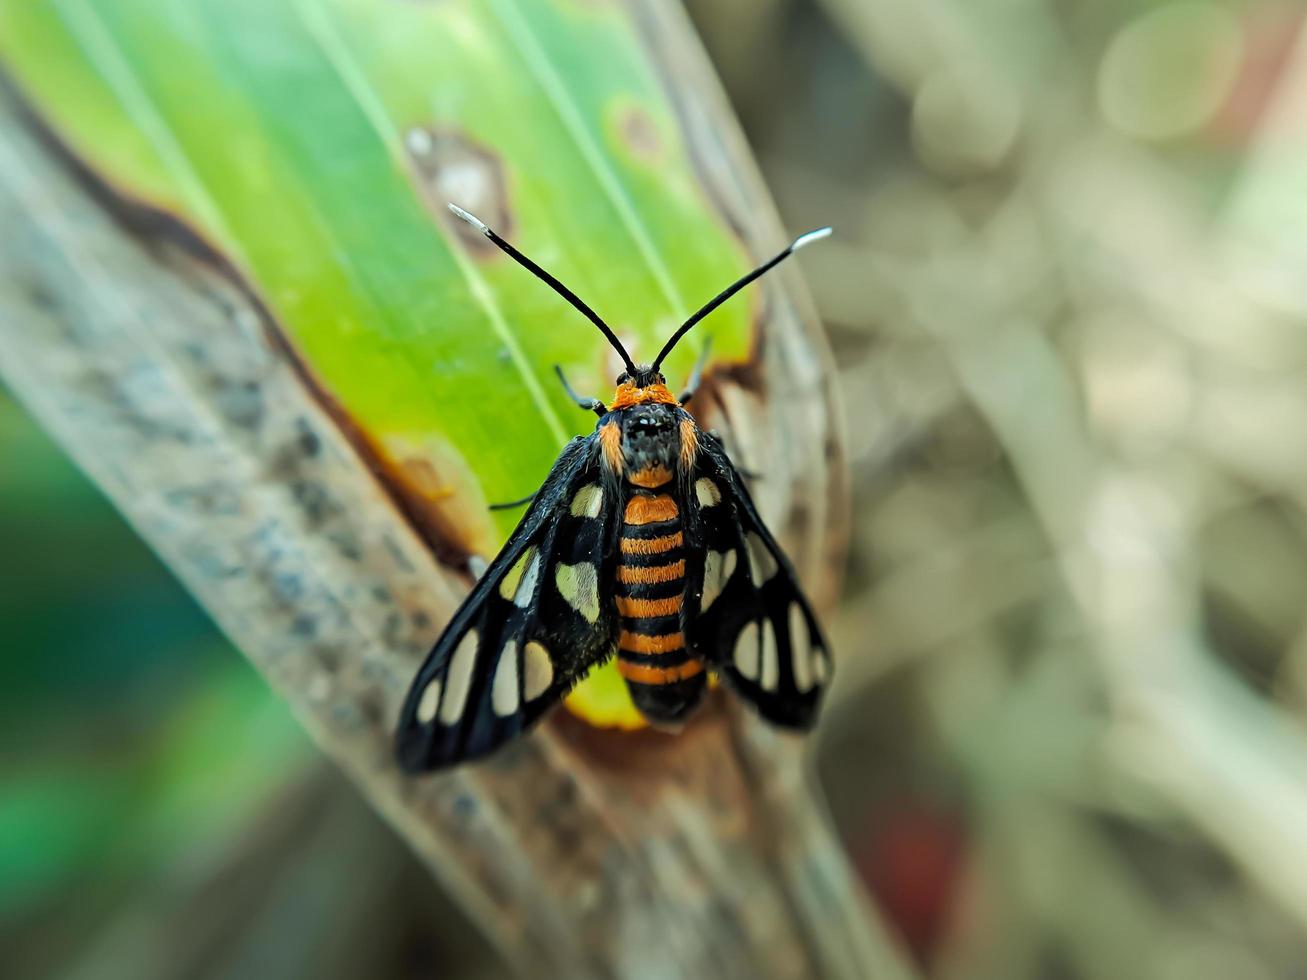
396;204;833;771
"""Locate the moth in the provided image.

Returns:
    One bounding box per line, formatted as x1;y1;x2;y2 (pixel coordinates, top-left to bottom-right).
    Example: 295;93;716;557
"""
395;203;833;771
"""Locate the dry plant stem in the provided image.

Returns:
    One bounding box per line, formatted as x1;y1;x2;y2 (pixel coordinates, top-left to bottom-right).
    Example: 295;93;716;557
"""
0;65;911;980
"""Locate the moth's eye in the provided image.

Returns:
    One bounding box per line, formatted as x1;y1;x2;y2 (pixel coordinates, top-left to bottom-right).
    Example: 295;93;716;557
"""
616;373;629;385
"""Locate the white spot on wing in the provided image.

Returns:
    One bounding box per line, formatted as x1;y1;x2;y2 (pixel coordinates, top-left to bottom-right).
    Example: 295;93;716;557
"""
555;562;601;623
789;602;814;693
734;620;760;680
812;648;831;685
439;631;479;725
760;618;779;692
701;549;737;610
746;533;778;587
513;552;541;608
498;546;538;603
524;641;554;700
416;678;442;724
695;478;721;509
570;483;604;519
492;639;520;717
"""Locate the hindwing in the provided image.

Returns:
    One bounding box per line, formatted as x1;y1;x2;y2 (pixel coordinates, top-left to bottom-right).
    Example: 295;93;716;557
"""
684;432;831;727
395;435;620;770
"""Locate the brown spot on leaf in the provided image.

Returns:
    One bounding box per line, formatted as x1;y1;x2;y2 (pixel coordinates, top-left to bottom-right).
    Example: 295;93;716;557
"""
404;126;511;255
615;102;664;165
372;431;497;567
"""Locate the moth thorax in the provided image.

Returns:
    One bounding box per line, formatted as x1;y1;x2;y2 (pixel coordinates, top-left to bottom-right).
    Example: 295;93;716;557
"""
619;404;681;484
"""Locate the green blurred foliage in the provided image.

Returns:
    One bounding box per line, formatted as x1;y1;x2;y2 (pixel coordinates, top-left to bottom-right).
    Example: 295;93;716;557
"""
0;386;310;921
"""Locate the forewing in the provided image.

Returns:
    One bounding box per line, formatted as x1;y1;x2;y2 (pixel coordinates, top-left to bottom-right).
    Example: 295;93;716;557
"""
395;436;620;770
684;433;832;728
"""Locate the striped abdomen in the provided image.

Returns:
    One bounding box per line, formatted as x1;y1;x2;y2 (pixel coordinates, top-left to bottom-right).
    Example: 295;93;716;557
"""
615;489;706;723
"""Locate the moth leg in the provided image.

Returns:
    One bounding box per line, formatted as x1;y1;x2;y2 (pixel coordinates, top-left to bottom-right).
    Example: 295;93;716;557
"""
554;365;608;417
678;336;714;405
489;491;536;511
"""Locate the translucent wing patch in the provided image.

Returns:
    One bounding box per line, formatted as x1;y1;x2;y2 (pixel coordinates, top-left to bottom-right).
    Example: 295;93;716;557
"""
684;435;831;728
395;437;620;770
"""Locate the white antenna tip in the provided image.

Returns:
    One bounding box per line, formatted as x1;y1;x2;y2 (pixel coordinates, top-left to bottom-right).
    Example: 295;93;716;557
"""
792;226;833;251
447;203;490;236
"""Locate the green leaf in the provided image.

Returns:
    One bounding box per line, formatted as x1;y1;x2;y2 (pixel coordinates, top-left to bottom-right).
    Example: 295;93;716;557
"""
0;0;752;528
0;658;307;912
0;0;757;725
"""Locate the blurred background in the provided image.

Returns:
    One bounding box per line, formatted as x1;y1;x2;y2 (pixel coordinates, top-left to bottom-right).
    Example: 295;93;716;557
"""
7;1;1307;977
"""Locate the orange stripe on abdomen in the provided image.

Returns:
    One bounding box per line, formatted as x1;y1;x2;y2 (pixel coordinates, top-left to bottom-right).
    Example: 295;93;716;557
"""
629;465;672;488
620;532;683;555
624;494;678;525
619;630;685;654
616;560;685;585
617;659;704;685
615;594;682;617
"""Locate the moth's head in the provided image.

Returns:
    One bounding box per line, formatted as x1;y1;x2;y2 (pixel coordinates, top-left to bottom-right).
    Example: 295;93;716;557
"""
617;400;681;478
610;365;675;410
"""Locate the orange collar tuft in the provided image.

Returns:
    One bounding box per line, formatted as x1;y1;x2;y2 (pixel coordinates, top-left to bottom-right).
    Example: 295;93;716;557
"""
609;381;677;409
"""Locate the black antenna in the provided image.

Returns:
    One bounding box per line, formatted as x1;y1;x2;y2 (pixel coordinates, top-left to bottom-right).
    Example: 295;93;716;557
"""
651;227;832;372
447;204;637;375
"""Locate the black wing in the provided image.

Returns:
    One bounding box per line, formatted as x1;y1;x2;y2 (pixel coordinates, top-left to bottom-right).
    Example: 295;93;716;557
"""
683;431;831;727
396;435;621;770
